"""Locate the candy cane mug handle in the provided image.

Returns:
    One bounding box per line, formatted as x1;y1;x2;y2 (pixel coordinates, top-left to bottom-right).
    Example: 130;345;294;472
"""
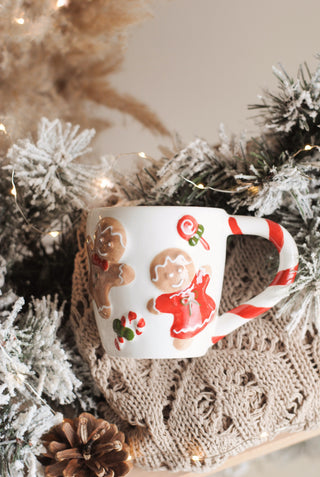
212;216;299;344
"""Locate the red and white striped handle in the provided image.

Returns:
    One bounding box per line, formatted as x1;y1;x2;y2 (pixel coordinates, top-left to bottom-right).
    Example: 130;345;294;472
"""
212;216;299;344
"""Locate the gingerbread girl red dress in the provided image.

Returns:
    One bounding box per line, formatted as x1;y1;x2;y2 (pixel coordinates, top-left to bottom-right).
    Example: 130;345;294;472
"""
155;269;215;339
147;248;216;350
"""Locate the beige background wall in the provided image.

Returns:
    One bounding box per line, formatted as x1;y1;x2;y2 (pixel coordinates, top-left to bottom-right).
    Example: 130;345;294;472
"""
98;0;320;157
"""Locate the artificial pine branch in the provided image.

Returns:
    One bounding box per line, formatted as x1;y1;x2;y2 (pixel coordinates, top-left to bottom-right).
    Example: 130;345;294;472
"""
249;62;320;154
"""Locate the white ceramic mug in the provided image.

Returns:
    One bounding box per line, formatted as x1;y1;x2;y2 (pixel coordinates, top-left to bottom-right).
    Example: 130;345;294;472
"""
86;206;298;359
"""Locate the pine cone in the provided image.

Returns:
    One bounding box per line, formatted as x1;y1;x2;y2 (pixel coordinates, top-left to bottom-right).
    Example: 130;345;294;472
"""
39;412;132;477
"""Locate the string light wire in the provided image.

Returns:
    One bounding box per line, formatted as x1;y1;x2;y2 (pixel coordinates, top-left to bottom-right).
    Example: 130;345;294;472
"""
10;170;58;236
182;143;320;196
181;176;251;194
292;144;320;158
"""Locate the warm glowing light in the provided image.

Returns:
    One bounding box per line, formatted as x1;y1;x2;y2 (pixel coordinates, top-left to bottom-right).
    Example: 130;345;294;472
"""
98;177;114;189
126;455;132;462
49;231;60;238
304;145;312;151
15;17;25;24
0;123;6;133
7;372;25;385
10;185;17;197
260;431;269;439
56;0;69;7
16;373;26;384
191;455;201;462
248;185;260;196
197;183;205;189
138;152;147;158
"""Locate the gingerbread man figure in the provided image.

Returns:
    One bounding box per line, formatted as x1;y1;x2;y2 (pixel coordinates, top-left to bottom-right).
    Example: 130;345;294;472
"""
147;248;216;350
87;217;135;319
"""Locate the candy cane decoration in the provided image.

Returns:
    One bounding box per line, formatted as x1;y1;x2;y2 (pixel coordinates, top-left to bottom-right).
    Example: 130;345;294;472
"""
177;215;210;250
212;216;299;344
136;318;146;335
113;311;146;350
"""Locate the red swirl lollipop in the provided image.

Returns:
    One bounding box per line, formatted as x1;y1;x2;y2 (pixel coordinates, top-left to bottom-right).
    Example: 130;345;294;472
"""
177;215;210;250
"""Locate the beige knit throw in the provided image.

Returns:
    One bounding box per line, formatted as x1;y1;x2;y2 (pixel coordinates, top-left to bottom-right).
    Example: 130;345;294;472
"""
70;218;320;473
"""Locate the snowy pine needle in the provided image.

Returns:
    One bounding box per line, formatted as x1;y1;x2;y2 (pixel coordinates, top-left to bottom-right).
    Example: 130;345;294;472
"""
156;138;219;199
277;216;320;336
246;160;314;221
20;296;81;404
6;118;97;212
250;63;320;133
0;292;81;476
1;402;62;477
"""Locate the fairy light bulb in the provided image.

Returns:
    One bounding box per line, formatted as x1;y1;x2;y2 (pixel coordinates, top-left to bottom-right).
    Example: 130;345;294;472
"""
0;123;7;133
49;231;60;238
10;184;17;197
15;17;25;24
304;144;312;151
191;455;201;462
138;152;147;158
56;0;69;7
98;177;113;189
16;373;26;384
248;185;260;196
191;453;205;463
197;183;205;189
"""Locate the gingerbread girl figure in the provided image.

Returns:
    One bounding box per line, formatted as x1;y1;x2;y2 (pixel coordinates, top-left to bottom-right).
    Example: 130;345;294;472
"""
147;248;216;350
87;217;135;319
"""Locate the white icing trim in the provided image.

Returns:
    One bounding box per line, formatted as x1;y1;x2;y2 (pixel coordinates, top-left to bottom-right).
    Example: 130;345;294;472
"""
152;255;192;283
98;250;109;257
180;217;197;235
98;305;111;312
118;263;124;284
151;298;158;313
196;267;206;284
98;224;125;248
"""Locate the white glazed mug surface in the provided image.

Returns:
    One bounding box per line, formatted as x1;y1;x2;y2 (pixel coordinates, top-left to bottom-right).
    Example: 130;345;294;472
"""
86;206;298;359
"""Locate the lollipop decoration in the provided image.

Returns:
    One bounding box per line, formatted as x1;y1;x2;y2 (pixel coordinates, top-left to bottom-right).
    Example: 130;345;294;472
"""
177;215;210;250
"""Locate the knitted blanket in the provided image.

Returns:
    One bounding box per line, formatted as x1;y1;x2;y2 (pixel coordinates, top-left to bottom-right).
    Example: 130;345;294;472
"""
70;218;320;472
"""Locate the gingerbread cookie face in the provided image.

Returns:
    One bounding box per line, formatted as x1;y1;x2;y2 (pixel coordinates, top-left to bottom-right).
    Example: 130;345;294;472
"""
87;217;135;319
150;248;195;293
94;217;127;262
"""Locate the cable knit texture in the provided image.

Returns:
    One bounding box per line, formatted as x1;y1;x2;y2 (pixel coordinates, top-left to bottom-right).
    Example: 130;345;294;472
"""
70;216;320;472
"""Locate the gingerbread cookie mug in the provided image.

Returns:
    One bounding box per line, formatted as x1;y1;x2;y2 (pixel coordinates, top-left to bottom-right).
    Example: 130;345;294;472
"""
86;206;298;359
